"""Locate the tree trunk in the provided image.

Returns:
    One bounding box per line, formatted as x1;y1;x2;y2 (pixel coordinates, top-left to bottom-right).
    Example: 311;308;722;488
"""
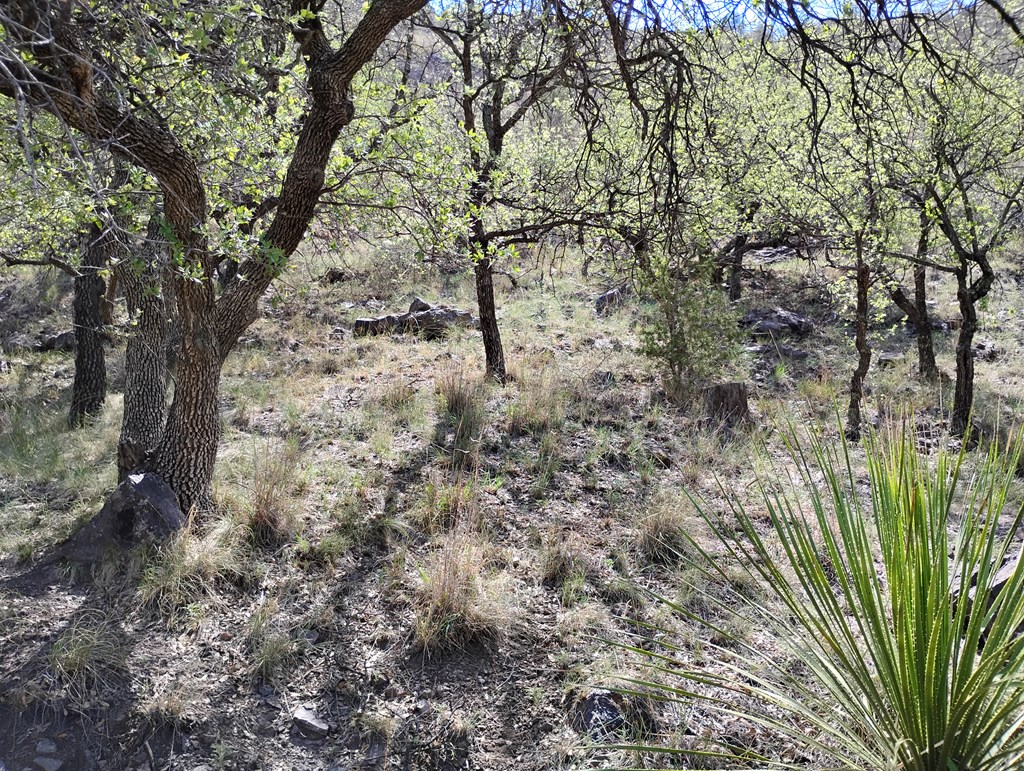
913;263;938;380
951;273;977;438
728;249;743;302
69;225;112;427
474;252;507;381
846;256;871;441
117;217;170;480
890;213;938;381
151;282;221;514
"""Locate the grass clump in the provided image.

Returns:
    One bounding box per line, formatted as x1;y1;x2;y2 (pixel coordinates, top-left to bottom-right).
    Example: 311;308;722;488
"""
413;536;505;654
506;360;565;436
624;424;1024;770
417;470;480;535
138;517;248;617
435;366;487;466
245;595;295;682
48;609;126;698
634;492;698;567
244;438;302;545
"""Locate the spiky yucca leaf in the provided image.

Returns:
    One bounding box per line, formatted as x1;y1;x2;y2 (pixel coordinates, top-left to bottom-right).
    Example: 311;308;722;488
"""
614;426;1024;770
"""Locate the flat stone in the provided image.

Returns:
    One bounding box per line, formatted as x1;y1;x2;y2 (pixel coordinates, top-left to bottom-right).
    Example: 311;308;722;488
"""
33;758;63;771
34;741;56;755
293;706;329;738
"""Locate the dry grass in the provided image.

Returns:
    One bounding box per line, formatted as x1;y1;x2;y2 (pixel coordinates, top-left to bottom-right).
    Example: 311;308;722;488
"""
244;438;302;545
48;608;126;699
245;595;295;682
506;357;565;436
634;491;699;567
138;516;249;617
435;365;487;466
416;470;481;535
413;535;507;654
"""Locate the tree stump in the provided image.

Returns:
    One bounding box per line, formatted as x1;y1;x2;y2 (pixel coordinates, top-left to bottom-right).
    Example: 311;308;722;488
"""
705;382;752;428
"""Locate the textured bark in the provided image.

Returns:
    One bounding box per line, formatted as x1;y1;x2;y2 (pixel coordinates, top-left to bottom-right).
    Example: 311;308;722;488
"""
846;256;872;442
69;225;113;427
890;213;938;381
951;274;978;438
151;283;221;514
117;217;171;481
474;254;507;380
728;249;743;302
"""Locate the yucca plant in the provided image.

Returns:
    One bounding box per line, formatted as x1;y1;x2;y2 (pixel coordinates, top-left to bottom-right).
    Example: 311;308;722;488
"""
616;425;1024;770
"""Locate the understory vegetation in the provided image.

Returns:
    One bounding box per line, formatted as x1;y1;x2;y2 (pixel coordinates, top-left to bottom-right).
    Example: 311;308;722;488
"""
2;0;1024;769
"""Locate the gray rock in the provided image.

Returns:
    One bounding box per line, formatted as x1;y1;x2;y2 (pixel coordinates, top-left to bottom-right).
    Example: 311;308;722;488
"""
568;690;627;740
740;307;813;337
408;296;432;313
58;473;185;563
353;302;478;341
293;706;329;738
595;285;630;315
567;689;656;743
745;343;810;359
32;758;62;771
37;331;76;353
34;741;56;755
973;339;999;361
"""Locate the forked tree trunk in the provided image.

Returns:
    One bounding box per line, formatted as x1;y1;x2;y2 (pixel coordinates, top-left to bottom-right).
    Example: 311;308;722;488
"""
117;216;170;480
890;214;938;381
69;224;113;427
951;274;977;438
474;252;507;381
846;255;872;441
3;0;427;515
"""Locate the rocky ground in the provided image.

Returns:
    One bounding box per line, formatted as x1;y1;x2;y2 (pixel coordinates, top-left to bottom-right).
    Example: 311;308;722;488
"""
2;247;1023;770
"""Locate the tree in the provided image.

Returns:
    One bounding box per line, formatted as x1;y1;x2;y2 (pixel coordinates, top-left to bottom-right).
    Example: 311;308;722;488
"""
0;0;427;513
417;0;584;380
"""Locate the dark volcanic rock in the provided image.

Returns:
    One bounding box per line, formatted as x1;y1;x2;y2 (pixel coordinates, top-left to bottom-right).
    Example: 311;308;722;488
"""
740;307;813;337
354;298;478;341
58;473;185;563
595;285;630;315
38;331;76;352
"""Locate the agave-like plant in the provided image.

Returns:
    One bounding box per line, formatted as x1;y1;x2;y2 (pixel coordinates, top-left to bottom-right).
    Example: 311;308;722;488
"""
616;425;1024;770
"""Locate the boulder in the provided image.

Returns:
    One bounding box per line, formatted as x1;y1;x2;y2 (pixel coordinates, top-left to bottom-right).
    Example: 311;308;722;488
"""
353;298;478;341
595;285;630;315
58;473;185;563
38;331;76;352
292;706;329;738
740;307;813;338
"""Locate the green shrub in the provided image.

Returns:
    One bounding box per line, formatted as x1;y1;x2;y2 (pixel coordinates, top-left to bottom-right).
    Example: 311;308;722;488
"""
621;425;1024;769
639;255;740;401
